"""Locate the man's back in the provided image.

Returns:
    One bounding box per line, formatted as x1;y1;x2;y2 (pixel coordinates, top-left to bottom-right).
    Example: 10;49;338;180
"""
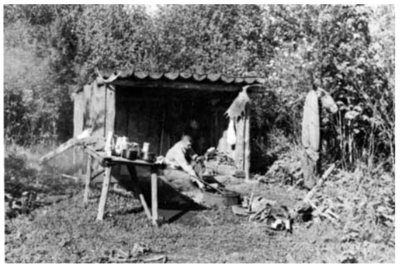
166;141;187;162
165;139;197;175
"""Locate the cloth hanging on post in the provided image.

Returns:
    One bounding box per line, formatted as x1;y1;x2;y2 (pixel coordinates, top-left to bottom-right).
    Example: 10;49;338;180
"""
227;119;236;145
225;86;251;120
301;89;320;189
225;86;252;172
302;90;320;152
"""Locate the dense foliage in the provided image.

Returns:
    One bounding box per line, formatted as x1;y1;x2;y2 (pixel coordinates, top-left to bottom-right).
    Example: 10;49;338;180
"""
3;5;395;263
251;5;394;170
4;4;394;170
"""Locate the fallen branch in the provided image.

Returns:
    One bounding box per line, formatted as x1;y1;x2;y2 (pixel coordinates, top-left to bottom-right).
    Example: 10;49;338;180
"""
61;174;80;181
199;213;214;226
325;209;340;220
248;181;258;212
308;199;340;226
249;207;267;222
108;254;167;263
142;255;168;263
117;249;129;257
319;212;339;226
295;177;304;186
303;163;335;202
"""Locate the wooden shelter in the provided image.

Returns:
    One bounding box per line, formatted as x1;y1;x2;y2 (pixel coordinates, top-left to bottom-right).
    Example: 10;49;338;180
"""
72;70;265;177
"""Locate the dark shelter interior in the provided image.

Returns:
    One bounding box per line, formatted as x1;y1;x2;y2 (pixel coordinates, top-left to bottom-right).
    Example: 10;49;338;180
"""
113;83;238;156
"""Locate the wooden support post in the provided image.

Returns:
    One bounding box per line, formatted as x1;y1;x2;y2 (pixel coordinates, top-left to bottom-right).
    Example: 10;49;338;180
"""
244;105;251;181
105;85;116;136
151;168;158;226
235;118;244;169
40;138;77;163
97;166;112;221
83;154;92;207
159;109;167;156
139;193;153;221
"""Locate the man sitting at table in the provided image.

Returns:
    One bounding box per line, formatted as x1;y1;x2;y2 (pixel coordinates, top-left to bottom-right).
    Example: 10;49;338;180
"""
163;134;205;203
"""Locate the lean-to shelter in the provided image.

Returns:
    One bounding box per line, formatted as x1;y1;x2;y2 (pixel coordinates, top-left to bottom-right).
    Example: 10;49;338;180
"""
72;70;265;174
41;69;265;191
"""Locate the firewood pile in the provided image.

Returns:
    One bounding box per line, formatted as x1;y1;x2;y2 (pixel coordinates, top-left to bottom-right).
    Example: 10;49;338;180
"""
204;148;236;166
203;148;243;177
263;148;302;184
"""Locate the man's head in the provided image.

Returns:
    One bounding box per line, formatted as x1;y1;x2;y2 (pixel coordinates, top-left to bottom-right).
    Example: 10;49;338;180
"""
181;134;193;150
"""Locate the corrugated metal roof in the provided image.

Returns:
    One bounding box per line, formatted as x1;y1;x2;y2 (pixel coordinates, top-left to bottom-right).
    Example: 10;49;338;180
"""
99;70;266;85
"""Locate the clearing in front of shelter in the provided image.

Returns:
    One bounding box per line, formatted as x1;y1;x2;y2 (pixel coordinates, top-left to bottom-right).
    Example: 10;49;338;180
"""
4;146;394;263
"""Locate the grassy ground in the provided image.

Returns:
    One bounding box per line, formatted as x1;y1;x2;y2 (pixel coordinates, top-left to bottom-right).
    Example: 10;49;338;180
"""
4;146;395;263
3;183;315;263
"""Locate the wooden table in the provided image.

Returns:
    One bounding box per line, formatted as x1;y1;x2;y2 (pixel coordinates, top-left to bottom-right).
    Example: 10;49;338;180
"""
83;146;160;225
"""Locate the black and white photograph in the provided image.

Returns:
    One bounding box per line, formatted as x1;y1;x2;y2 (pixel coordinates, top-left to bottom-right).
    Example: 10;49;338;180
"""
2;2;396;263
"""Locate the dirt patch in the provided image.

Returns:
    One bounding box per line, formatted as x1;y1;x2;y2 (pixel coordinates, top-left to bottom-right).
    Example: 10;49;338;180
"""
5;174;395;263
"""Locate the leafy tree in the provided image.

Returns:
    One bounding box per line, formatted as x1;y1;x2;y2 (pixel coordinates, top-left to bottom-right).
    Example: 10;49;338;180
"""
153;4;270;75
4;5;79;145
256;5;394;168
4;4;395;170
74;5;153;82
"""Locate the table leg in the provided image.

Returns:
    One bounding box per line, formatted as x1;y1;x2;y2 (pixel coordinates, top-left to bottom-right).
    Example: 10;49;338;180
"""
83;154;92;207
126;165;152;220
151;171;158;226
97;166;112;221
